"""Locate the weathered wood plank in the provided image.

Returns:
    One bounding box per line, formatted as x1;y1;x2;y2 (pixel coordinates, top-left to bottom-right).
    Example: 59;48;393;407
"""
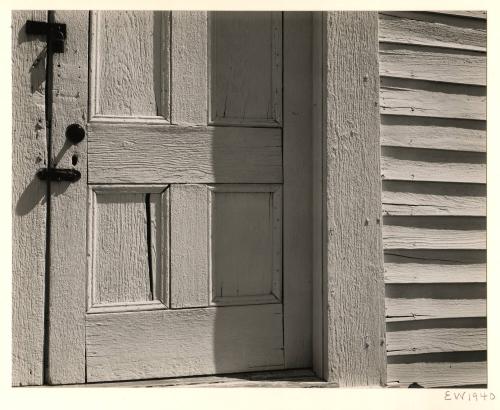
433;11;487;20
381;147;486;184
170;185;209;308
90;11;170;120
379;13;486;52
91;192;163;305
171;11;207;125
384;249;486;265
386;327;486;355
382;198;485;217
283;12;313;369
88;124;282;183
387;361;487;388
47;11;88;384
386;298;486;321
383;225;486;250
380;116;486;152
323;12;386;386
210;185;282;306
380;80;486;120
12;10;47;387
382;182;486;216
68;369;337;388
384;262;486;284
311;11;324;378
379;43;486;86
86;304;284;382
210;12;282;127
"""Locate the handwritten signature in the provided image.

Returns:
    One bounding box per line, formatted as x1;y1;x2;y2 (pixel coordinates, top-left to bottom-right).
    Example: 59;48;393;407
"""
444;391;495;401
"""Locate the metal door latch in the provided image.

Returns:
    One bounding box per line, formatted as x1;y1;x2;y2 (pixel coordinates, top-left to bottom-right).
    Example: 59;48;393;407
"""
26;20;66;53
37;168;81;182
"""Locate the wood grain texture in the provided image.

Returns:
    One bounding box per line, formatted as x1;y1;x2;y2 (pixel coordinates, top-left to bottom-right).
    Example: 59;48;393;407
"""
170;185;210;308
380;80;486;120
378;13;486;52
171;11;207;125
311;12;324;378
387;361;486;388
209;11;282;126
12;10;47;387
86;304;284;382
433;11;487;20
384;249;486;264
386;327;486;355
74;369;336;388
379;43;486;86
88;124;282;184
283;12;313;369
383;222;486;250
382;182;486;217
46;11;89;384
380;11;486;387
384;262;486;284
323;12;386;386
92;193;160;305
380;116;486;152
91;11;170;120
385;298;486;321
381;147;486;184
210;185;282;305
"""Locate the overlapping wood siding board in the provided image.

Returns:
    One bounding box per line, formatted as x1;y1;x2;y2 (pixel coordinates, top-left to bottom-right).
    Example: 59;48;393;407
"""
379;11;487;388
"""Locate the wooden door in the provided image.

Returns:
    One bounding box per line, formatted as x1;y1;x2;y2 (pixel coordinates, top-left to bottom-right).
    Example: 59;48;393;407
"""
46;11;313;384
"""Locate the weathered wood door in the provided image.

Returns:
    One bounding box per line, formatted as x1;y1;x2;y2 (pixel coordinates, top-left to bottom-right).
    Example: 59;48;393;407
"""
46;11;313;384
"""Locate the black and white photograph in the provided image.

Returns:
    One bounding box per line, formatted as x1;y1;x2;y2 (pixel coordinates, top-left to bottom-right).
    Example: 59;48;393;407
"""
7;4;494;403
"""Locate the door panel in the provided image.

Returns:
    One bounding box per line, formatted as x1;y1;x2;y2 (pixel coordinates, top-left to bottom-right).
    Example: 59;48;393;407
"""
210;185;282;306
48;10;313;384
86;304;283;382
87;185;169;313
209;11;282;126
90;11;170;121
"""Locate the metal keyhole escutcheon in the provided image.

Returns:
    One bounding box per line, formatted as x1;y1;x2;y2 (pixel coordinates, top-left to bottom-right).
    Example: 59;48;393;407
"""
66;123;86;144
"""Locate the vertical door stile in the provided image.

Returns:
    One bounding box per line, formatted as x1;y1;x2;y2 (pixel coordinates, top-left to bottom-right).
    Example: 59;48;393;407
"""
283;12;313;368
46;11;89;384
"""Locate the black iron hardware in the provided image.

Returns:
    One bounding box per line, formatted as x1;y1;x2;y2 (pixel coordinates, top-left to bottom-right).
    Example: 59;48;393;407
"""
26;20;67;53
65;123;86;144
37;168;81;182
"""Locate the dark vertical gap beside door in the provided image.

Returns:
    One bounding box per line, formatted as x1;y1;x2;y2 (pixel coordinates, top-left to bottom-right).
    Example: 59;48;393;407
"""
42;9;55;385
280;11;285;365
145;193;154;300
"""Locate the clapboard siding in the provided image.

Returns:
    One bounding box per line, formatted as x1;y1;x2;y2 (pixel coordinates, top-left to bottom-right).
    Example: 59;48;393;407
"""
380;116;486;152
387;361;487;388
379;11;487;388
382;181;486;217
379;43;486;86
379;12;486;52
380;78;486;120
386;327;486;355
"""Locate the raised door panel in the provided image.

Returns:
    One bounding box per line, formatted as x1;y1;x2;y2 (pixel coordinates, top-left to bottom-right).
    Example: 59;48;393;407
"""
209;11;282;126
87;185;169;313
90;11;170;122
210;185;282;306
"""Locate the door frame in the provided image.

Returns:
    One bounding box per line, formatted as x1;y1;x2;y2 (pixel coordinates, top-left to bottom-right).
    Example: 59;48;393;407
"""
12;10;386;387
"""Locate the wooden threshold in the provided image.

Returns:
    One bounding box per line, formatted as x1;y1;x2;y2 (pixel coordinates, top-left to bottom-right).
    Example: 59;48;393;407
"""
53;369;337;388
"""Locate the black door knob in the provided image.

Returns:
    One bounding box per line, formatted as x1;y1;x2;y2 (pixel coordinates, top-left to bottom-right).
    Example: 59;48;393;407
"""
66;123;85;144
